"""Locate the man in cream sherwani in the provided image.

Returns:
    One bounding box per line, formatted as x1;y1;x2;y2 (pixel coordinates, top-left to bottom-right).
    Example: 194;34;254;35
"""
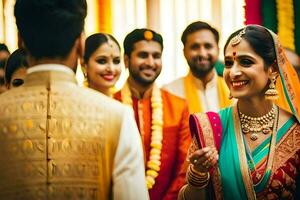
0;0;149;199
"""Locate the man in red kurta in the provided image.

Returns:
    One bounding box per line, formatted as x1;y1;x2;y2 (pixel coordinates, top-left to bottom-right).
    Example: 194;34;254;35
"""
115;28;191;200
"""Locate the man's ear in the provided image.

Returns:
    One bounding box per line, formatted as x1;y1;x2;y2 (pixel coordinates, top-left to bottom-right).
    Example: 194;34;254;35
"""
77;32;86;67
183;46;187;59
124;54;129;69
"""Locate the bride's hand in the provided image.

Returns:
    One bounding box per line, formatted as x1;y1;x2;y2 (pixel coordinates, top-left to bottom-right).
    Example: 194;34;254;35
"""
188;146;219;173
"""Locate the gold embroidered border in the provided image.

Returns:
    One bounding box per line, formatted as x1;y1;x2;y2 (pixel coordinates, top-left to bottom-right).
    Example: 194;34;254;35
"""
195;113;223;200
272;124;300;172
233;105;256;200
195;113;215;147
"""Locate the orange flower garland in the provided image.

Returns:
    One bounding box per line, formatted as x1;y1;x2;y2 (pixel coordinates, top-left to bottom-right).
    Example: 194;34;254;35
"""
121;82;163;189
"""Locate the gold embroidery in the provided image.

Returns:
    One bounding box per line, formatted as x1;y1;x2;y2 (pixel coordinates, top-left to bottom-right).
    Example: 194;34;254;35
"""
272;124;300;172
230;28;246;46
194;113;223;200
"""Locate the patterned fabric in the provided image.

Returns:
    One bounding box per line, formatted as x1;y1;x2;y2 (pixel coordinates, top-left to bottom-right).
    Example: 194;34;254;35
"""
219;107;300;200
257;150;300;199
0;69;125;199
269;29;300;121
189;112;223;200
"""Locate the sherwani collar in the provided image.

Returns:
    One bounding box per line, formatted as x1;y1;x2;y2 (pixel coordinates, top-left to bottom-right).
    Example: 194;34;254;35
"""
24;64;77;86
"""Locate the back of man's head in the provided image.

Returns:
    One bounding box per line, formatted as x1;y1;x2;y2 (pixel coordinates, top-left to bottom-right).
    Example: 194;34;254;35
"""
181;21;219;45
14;0;87;60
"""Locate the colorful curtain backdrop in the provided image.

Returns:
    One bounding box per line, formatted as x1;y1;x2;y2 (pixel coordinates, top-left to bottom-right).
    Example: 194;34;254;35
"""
244;0;300;55
94;0;112;33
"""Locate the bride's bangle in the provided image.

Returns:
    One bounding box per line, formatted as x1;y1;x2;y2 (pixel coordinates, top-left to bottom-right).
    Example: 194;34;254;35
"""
187;164;210;189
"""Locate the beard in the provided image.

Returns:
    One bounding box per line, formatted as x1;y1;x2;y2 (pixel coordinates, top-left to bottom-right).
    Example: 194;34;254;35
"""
128;65;161;87
188;56;215;79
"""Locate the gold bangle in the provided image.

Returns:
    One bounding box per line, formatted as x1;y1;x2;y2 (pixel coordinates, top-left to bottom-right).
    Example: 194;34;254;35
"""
187;174;209;189
187;165;210;188
190;165;208;177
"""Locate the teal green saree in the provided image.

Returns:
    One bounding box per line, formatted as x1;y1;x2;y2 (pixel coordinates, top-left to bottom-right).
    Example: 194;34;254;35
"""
218;106;299;200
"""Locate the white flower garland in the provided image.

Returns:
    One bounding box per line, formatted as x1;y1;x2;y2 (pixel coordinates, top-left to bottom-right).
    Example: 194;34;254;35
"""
121;82;163;189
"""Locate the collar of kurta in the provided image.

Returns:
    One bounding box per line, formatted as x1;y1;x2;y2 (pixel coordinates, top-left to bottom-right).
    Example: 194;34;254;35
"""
24;64;77;86
126;82;154;99
27;64;75;75
189;69;217;90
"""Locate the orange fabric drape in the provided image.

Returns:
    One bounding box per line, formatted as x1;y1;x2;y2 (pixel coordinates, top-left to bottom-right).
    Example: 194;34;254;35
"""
184;71;232;114
97;0;112;33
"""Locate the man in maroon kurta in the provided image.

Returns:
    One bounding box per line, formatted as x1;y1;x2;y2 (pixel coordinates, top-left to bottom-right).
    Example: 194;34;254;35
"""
114;28;191;200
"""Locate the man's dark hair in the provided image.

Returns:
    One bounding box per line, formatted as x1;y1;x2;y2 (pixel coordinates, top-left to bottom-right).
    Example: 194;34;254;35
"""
14;0;87;59
181;21;219;45
0;43;10;54
123;28;163;57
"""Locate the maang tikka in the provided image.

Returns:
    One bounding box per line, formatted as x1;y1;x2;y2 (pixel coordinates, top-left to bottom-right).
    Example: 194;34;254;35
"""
230;28;246;46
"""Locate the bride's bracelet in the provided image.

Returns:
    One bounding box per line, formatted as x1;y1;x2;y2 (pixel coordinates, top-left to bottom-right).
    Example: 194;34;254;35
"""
186;164;210;189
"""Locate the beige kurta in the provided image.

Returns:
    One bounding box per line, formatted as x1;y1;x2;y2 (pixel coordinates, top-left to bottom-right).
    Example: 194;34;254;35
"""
0;64;149;200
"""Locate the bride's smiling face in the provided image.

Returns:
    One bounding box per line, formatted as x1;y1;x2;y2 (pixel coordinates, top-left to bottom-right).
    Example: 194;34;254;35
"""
223;38;271;100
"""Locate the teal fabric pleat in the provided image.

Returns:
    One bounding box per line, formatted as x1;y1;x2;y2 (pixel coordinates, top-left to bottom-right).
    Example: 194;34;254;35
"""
261;0;278;33
218;108;249;200
294;0;300;55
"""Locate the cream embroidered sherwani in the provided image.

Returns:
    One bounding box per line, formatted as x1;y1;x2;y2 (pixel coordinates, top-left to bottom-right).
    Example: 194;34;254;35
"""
0;64;149;200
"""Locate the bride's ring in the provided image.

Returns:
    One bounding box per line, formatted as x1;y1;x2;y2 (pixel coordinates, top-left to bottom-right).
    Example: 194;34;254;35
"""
192;159;198;164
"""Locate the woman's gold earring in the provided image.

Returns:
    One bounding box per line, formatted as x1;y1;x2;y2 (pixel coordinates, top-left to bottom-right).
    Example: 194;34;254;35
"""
82;67;89;87
265;74;278;100
83;76;89;87
228;92;233;100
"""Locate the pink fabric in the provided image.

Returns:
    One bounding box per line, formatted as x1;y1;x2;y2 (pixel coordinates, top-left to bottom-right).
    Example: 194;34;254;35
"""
189;114;205;148
206;112;222;152
244;0;262;25
189;112;222;152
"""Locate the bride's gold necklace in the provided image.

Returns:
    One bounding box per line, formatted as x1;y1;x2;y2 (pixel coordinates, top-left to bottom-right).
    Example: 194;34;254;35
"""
239;106;276;141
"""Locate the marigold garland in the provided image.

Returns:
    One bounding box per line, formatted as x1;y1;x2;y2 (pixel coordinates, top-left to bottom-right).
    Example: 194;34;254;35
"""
121;82;163;189
276;0;295;50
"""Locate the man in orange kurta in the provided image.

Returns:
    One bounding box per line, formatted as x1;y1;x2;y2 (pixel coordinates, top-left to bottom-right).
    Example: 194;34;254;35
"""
115;28;191;200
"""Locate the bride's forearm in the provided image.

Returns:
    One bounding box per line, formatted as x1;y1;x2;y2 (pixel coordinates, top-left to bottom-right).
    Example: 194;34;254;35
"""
178;184;207;200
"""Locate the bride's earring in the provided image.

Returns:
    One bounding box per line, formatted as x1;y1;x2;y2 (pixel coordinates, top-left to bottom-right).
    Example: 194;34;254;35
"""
265;73;278;100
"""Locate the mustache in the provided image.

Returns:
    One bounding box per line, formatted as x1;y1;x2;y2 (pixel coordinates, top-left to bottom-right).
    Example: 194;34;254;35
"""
192;55;212;62
140;65;156;70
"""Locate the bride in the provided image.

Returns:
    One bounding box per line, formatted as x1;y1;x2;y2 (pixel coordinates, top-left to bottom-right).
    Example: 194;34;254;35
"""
179;25;300;200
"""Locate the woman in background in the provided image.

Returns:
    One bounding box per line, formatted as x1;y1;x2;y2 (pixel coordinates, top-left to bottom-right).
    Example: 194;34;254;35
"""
179;25;300;200
83;33;122;96
5;48;28;89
